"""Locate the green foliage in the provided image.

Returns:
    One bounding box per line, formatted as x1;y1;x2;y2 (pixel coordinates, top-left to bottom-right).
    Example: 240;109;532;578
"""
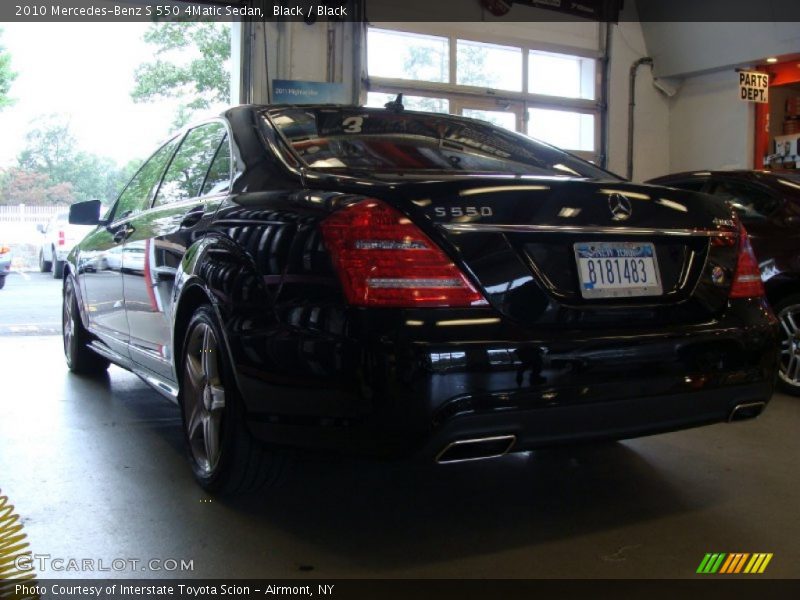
0;116;140;206
131;22;231;130
399;43;497;113
0;28;17;110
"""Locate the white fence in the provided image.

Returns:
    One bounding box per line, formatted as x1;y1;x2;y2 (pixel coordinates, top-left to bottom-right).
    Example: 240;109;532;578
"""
0;204;64;225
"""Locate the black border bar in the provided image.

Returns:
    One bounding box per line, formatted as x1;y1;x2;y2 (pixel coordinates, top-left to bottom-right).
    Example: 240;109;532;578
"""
1;579;800;600
3;0;800;22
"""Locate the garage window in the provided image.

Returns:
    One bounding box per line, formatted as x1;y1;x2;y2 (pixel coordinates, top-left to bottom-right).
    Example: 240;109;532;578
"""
367;29;449;83
528;50;596;100
456;39;523;92
528;108;595;152
365;27;600;160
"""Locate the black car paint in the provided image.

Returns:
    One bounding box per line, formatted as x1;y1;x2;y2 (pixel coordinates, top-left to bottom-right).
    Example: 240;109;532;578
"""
65;107;779;460
647;170;800;306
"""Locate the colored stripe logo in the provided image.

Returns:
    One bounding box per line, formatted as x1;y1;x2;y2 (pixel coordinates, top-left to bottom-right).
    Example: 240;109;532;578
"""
697;553;773;574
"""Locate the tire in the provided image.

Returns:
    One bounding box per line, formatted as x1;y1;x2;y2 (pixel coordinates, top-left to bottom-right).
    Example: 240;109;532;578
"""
179;305;285;494
776;293;800;396
52;255;64;279
0;276;5;290
62;277;110;375
39;249;52;273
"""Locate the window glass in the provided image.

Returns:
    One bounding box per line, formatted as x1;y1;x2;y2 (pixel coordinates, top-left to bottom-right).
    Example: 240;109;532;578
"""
462;109;517;132
528;50;595;100
711;180;780;221
367;29;449;83
155;123;227;206
114;138;179;220
457;40;522;92
266;108;615;180
201;135;232;196
527;108;595;152
366;92;449;114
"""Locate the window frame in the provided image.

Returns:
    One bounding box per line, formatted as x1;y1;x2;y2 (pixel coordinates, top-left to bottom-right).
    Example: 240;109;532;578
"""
152;120;230;208
365;25;601;161
108;136;181;225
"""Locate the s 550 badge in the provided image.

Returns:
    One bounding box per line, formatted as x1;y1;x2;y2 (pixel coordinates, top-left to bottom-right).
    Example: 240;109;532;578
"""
434;206;494;218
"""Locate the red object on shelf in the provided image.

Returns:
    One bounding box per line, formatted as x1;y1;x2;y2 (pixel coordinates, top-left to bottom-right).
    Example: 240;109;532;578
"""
784;120;800;135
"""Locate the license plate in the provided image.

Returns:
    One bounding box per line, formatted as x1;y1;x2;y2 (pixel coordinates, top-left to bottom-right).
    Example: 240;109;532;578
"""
573;242;662;299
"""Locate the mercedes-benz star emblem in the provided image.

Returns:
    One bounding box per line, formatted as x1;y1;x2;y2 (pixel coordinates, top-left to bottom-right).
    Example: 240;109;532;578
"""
608;193;633;221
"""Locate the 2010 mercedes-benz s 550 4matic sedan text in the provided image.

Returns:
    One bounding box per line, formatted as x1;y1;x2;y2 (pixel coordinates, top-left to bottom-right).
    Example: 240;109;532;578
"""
63;105;779;493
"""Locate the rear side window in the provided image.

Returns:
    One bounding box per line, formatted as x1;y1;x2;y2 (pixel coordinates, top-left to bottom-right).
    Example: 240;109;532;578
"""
710;179;781;222
201;135;231;196
114;138;180;220
155;122;227;207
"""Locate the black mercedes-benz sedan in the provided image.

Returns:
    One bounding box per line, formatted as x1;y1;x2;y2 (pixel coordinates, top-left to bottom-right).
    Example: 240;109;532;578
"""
63;105;778;493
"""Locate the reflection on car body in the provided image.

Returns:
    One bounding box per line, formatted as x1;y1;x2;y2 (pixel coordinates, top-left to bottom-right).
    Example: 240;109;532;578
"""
61;106;778;494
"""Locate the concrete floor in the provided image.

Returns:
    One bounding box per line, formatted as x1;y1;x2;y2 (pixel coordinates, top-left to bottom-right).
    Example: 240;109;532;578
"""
0;332;798;579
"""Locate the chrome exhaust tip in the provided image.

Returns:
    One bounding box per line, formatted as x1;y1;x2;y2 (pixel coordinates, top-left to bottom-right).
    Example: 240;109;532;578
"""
435;434;516;464
728;401;766;422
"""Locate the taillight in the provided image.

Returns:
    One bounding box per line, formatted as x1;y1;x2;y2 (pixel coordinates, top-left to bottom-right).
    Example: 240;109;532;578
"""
0;246;10;255
58;230;65;246
320;199;485;307
729;222;764;299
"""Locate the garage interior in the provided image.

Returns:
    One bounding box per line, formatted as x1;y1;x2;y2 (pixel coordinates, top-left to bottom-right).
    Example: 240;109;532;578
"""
2;0;800;581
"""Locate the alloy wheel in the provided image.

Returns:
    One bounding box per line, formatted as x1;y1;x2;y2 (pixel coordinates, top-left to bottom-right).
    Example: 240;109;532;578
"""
183;322;227;475
62;282;75;361
778;303;800;389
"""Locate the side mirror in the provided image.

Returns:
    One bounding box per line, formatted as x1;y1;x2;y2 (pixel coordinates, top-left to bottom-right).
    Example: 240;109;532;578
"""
68;200;103;225
36;223;45;233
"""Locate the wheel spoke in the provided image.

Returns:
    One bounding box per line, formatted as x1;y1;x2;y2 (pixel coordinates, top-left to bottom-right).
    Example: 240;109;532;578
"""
202;326;219;384
185;354;205;389
203;413;222;469
208;384;226;412
186;399;205;441
780;317;794;338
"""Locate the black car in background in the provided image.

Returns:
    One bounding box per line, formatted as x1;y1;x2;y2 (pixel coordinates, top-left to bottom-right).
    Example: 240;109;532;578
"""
63;106;778;493
648;170;800;395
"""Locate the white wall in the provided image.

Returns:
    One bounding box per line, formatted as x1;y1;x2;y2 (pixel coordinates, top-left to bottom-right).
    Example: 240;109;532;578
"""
668;70;755;172
606;20;671;180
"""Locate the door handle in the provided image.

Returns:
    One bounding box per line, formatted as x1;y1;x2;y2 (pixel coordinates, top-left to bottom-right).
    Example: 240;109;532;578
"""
179;206;206;229
112;225;134;244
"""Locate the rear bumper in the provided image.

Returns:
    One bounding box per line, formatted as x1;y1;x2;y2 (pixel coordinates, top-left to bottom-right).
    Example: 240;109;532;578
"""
232;302;779;459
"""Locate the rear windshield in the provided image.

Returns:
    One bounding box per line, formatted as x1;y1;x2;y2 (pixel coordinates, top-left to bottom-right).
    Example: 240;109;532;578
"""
264;107;618;180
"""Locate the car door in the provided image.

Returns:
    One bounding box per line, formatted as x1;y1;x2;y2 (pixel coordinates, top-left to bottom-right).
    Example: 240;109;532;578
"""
79;137;180;359
122;121;231;380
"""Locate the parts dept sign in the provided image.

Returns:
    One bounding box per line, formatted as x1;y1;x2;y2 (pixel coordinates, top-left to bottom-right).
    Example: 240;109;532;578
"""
739;70;769;103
